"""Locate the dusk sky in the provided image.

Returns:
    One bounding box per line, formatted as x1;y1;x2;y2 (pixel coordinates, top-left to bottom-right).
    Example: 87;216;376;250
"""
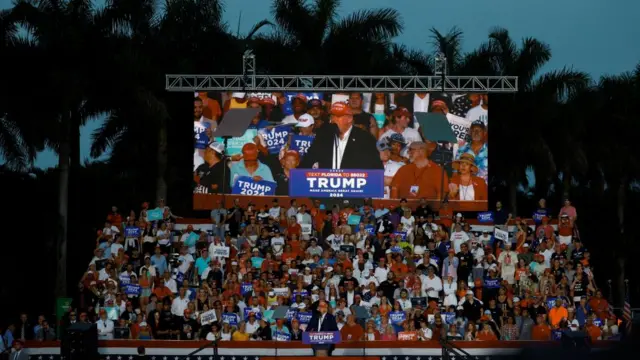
2;0;639;168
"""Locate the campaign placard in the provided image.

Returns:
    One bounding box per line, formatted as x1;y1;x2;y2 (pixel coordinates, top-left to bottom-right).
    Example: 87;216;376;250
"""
124;284;141;296
147;208;163;221
200;310;217;325
389;311;406;324
296;312;312;324
259;126;291;154
289;169;384;198
211;246;230;258
477;211;494;223
282;92;323;115
222;312;238;326
494;227;509;241
289;135;314;157
215;129;257;156
232;176;276;196
124;227;141;238
275;331;291;341
302;331;342;345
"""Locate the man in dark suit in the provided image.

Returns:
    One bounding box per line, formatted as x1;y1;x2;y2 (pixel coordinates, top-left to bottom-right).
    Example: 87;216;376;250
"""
307;301;339;356
299;102;383;170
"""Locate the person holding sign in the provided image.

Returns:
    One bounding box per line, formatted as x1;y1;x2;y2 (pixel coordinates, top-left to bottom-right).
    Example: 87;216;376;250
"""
448;152;488;201
229;143;275;188
299;102;382;170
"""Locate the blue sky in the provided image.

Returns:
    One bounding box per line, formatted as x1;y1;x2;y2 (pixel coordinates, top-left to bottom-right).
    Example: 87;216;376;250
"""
2;0;639;168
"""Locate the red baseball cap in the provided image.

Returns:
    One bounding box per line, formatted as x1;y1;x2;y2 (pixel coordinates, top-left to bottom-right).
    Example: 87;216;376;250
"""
330;102;352;116
392;106;411;117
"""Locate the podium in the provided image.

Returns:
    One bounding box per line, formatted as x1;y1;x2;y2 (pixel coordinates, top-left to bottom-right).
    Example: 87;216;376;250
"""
303;331;342;357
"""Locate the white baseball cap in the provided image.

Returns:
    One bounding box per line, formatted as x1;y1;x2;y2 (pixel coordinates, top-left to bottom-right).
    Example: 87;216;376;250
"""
208;142;225;154
295;113;314;128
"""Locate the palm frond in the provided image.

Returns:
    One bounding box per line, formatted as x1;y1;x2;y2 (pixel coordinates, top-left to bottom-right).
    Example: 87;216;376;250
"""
245;19;273;40
271;0;313;40
488;27;517;72
90;111;126;158
515;37;551;83
531;68;591;101
313;0;339;40
429;26;464;67
0;116;28;170
331;8;403;42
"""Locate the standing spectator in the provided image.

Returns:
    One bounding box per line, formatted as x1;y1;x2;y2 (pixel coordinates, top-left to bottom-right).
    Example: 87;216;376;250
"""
9;339;28;360
96;309;114;340
14;314;32;341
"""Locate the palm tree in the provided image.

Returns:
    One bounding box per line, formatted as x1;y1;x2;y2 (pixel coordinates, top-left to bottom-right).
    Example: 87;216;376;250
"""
484;27;590;214
8;0;125;298
252;0;403;74
581;65;640;303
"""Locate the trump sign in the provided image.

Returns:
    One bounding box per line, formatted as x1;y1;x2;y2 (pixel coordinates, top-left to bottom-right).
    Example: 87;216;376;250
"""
302;331;342;345
289;169;384;198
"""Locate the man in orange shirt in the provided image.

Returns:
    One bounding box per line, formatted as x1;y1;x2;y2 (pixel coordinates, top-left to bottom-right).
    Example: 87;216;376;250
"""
340;315;364;341
588;290;610;320
531;315;551;340
390;141;448;199
548;298;568;328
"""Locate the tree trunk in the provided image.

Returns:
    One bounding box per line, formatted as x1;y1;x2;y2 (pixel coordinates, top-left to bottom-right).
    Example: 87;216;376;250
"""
156;116;168;202
562;167;572;199
55;113;71;300
615;177;627;306
508;171;518;216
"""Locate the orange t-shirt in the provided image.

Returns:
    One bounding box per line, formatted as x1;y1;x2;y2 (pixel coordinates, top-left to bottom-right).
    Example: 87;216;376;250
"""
341;324;364;341
390;161;448;199
153;286;173;301
107;213;123;228
390;262;408;278
589;299;609;320
532;324;552;340
439;208;453;229
548;307;568;327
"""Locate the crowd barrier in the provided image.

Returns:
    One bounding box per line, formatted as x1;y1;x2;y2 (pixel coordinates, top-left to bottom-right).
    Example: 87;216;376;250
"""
194;194;488;212
25;340;614;357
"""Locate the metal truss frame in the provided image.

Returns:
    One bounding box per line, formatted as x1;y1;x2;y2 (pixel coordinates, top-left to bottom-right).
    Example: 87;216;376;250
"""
166;74;518;93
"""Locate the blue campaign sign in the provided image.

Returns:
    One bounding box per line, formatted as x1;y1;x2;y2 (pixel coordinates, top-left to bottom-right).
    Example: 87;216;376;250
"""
232;176;277;196
484;278;501;289
389;311;406;324
477;211;494;223
124;284;141;296
124;227;141;238
303;331;342;345
283;92;323;115
244;308;263;320
275;331;291;342
241;282;253;295
365;225;375;235
533;209;549;223
392;231;407;241
289;135;314;157
119;274;131;285
147;208;163;221
296;312;312;324
289;169;384;198
259;126;291;154
222;313;238;326
285;309;298;321
443;312;456;324
194;121;212;149
215;129;258;156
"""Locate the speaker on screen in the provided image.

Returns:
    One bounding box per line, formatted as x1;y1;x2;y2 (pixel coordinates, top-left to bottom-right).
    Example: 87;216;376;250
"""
60;322;98;360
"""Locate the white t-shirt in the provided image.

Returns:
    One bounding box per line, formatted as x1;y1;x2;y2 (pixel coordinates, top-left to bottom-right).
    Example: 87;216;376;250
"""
178;254;194;274
401;216;416;233
383;160;404;199
465;105;488;126
450;231;470;253
194;149;204;171
281;114;301;125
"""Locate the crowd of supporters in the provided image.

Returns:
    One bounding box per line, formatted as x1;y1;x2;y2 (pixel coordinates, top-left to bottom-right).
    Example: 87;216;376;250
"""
1;196;629;349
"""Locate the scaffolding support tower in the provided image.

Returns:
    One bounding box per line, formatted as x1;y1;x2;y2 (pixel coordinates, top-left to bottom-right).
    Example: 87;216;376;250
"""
168;53;518;93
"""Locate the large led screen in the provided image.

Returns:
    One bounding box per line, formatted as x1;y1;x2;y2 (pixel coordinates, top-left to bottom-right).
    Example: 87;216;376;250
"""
193;92;488;206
